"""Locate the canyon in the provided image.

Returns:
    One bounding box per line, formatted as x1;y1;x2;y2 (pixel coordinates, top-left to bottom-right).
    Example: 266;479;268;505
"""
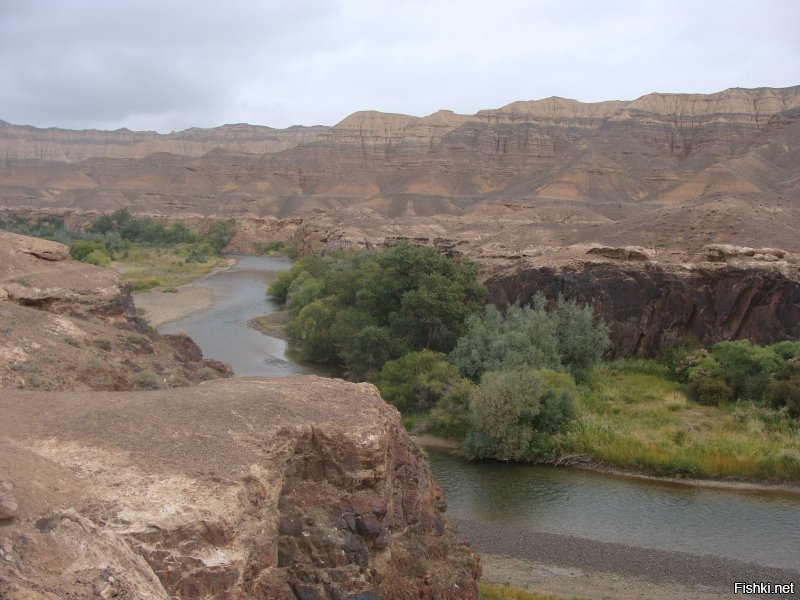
1;85;800;597
2;84;799;354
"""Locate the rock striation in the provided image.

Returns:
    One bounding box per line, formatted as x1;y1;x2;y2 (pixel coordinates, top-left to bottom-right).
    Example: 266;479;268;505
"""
2;86;800;257
0;121;327;166
0;377;479;599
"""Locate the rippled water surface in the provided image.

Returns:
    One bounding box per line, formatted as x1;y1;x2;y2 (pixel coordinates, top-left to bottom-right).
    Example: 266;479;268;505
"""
427;448;800;570
158;254;800;572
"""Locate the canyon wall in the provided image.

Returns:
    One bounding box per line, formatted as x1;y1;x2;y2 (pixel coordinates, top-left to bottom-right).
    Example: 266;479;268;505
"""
484;246;800;357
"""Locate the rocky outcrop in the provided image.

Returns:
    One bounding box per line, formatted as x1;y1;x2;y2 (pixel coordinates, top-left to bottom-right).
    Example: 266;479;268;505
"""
485;249;800;356
0;231;230;390
0;377;479;598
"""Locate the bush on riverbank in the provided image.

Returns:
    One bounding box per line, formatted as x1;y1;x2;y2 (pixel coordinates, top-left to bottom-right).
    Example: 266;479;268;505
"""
449;296;609;383
681;339;800;417
465;369;576;461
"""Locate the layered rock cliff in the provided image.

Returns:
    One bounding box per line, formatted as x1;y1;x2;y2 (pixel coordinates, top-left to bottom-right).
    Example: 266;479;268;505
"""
0;377;479;599
0;231;229;390
0;121;327;166
2;86;799;255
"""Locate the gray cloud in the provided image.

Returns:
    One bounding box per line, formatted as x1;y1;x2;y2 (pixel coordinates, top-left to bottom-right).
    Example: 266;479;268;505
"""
1;0;798;132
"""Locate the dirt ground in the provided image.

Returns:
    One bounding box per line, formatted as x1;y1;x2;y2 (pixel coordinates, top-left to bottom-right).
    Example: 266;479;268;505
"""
133;286;213;326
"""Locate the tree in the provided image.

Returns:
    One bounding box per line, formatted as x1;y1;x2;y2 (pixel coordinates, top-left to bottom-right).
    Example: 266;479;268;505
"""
371;350;464;413
449;296;608;382
465;369;575;460
553;297;610;382
271;243;485;375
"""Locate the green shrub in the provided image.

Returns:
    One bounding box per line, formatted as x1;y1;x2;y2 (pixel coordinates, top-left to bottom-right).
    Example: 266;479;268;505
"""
131;369;164;390
661;336;705;382
449;296;608;382
83;248;112;266
371;350;463;413
427;378;474;439
93;338;112;351
764;376;800;418
688;376;734;406
771;341;800;361
465;369;576;460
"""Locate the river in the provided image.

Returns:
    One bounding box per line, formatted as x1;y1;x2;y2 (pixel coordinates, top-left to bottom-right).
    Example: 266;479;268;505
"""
156;255;800;580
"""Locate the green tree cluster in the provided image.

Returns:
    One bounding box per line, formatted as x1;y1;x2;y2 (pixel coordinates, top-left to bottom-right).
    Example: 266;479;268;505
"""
270;243;486;377
367;294;608;459
88;209;202;246
1;211;233;266
449;295;609;383
685;339;800;416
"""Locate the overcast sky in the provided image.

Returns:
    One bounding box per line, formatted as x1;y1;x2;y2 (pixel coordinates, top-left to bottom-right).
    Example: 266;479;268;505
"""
1;0;798;132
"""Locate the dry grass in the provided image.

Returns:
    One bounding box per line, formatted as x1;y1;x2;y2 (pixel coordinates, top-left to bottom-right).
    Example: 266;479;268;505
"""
111;245;228;290
480;582;583;600
562;360;800;480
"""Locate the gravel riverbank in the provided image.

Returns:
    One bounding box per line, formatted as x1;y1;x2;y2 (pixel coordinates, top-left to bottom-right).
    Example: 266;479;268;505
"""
454;518;799;599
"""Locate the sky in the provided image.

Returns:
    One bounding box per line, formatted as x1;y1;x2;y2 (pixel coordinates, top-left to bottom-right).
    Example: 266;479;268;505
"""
1;0;798;133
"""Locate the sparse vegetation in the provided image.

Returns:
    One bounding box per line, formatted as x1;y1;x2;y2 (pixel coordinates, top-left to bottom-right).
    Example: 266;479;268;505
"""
480;582;583;600
131;369;164;390
93;338;112;351
0;211;232;291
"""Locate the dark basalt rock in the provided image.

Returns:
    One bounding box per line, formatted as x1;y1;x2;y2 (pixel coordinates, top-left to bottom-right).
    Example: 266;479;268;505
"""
486;261;800;356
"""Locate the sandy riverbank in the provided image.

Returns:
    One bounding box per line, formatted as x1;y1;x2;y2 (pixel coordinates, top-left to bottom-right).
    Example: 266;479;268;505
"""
131;259;238;326
456;518;799;600
133;287;215;326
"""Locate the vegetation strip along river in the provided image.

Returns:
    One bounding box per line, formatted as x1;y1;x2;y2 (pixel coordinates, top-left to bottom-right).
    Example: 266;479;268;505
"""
143;255;800;596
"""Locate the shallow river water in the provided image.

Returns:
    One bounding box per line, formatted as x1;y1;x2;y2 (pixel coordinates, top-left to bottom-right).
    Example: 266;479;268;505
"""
158;255;800;573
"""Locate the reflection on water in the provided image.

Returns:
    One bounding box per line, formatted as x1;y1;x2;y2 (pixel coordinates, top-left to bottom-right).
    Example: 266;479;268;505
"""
160;255;330;377
427;448;800;570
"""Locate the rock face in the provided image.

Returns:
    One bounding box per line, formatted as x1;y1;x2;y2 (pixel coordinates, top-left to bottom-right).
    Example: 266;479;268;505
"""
484;247;800;356
0;231;230;390
0;377;479;599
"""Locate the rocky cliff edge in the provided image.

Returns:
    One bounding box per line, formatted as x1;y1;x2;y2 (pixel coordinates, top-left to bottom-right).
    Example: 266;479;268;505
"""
0;376;479;599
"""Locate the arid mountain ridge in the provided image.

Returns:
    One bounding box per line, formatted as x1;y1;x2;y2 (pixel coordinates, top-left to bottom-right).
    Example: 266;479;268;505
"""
2;86;799;355
1;85;799;256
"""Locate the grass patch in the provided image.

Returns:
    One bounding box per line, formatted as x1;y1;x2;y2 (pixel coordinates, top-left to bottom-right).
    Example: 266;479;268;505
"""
113;245;228;291
562;361;800;480
249;310;291;340
480;582;583;600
